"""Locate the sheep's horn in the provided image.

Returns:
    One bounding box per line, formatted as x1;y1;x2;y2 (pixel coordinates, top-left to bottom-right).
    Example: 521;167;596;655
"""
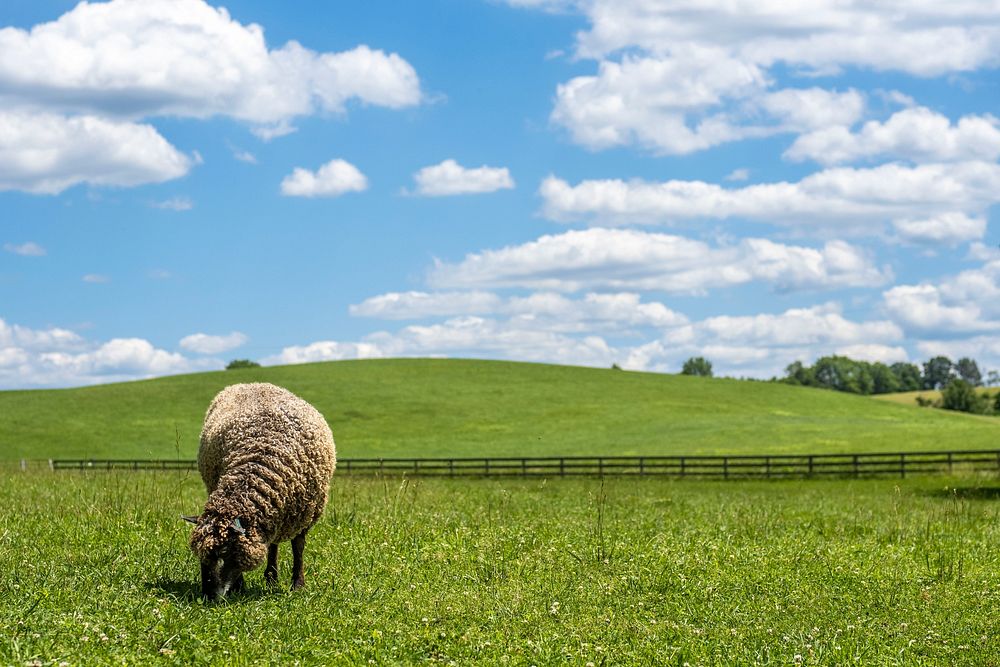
180;514;200;524
232;518;246;535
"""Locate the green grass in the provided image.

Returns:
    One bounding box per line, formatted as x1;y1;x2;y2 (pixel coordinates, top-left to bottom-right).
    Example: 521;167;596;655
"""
1;471;998;665
2;359;999;460
875;388;1000;407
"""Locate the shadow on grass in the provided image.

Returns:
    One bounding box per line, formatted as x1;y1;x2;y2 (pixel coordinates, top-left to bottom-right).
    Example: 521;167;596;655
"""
924;486;1000;501
144;578;278;604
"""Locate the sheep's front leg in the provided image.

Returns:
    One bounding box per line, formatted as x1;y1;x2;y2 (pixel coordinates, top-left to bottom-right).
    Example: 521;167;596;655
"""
265;544;279;586
291;530;308;590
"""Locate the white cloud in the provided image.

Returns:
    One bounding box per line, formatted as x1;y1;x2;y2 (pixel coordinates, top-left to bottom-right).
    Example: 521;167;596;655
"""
150;196;194;211
3;241;45;256
429;228;889;294
621;303;905;376
883;258;1000;333
0;0;421;128
280;159;368;198
725;168;750;182
261;340;385;366
411;159;515;196
891;213;986;246
785;108;1000;165
516;1;1000;156
351;290;688;332
350;291;503;319
539;162;1000;234
178;332;248;355
0;110;194;194
82;274;110;284
525;1;1000;75
550;51;769;154
835;344;909;364
0;318;215;388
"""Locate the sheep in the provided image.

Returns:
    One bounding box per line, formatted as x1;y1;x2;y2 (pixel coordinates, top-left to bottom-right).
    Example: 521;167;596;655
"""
182;382;336;600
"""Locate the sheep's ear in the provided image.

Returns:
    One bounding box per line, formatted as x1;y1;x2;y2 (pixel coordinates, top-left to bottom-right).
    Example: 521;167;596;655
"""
181;514;200;525
232;518;246;535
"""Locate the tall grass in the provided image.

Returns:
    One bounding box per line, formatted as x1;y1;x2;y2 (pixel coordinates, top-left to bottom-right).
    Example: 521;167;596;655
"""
1;471;998;665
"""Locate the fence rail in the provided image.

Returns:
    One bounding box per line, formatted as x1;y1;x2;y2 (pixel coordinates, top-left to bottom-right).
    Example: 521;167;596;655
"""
46;449;1000;480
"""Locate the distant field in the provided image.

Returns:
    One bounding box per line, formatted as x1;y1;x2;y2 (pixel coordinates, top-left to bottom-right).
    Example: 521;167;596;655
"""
875;387;1000;407
1;471;997;665
1;359;999;460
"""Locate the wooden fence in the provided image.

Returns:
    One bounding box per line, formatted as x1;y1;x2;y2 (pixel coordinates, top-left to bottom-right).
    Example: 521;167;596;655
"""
47;449;1000;479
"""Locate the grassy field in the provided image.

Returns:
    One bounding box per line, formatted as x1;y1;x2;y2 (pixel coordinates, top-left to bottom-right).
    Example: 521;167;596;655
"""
2;359;999;461
1;470;998;665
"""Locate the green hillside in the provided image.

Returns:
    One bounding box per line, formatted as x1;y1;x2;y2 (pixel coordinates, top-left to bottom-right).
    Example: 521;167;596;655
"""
1;358;998;460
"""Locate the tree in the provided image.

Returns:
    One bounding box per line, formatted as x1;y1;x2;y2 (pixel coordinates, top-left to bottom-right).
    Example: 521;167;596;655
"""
681;357;713;377
813;355;874;394
870;362;900;394
890;362;922;392
940;379;987;414
922;356;954;390
955;357;983;386
986;370;1000;387
783;361;815;387
226;359;261;370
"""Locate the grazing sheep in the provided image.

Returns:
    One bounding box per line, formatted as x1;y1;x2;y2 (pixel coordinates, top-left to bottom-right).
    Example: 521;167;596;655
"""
182;382;336;600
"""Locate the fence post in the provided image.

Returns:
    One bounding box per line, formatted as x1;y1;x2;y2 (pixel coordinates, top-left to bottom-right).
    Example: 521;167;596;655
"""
639;457;645;476
723;457;728;480
485;459;490;477
521;458;527;477
900;453;906;479
948;451;953;473
20;459;26;472
449;459;454;478
680;457;686;478
559;458;565;477
808;455;814;477
598;458;604;477
853;454;859;478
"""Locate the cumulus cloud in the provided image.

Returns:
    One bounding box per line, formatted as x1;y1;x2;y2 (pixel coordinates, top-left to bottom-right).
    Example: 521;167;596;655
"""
179;332;248;355
785;108;1000;165
539;162;1000;235
883;258;1000;333
0;318;216;388
0;0;421;128
622;303;905;376
522;0;1000;74
261;341;385;366
411;159;515;196
891;213;986;246
429;228;889;294
280;159;368;198
351;290;688;332
3;241;45;256
0;111;194;194
515;0;1000;156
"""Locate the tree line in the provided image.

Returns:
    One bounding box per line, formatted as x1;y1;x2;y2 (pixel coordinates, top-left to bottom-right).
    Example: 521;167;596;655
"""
779;354;999;415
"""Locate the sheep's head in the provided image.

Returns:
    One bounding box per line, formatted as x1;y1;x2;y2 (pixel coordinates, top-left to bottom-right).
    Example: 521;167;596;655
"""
183;513;267;601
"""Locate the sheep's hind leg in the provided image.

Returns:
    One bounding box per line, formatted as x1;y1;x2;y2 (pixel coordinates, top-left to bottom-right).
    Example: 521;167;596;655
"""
291;529;308;590
265;544;279;587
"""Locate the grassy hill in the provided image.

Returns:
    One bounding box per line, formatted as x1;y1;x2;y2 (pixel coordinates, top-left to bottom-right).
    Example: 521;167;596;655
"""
1;358;998;460
874;387;999;407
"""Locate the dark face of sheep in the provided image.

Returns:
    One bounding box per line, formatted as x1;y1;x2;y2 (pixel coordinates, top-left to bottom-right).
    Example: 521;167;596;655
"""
182;515;267;601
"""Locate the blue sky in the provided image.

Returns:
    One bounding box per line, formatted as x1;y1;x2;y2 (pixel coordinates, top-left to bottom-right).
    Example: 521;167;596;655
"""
2;0;999;388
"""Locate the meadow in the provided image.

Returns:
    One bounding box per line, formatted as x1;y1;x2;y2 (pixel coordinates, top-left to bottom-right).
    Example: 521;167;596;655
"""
1;470;999;666
2;359;999;461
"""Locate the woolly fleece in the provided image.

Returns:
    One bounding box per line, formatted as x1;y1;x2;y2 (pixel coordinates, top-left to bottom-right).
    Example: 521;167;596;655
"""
190;383;336;565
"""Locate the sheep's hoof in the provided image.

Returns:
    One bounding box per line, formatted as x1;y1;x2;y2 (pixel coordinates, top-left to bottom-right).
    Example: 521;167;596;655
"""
292;577;305;591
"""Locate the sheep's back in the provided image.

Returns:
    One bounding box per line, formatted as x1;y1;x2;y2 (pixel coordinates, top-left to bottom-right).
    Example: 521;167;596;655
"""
198;383;336;540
